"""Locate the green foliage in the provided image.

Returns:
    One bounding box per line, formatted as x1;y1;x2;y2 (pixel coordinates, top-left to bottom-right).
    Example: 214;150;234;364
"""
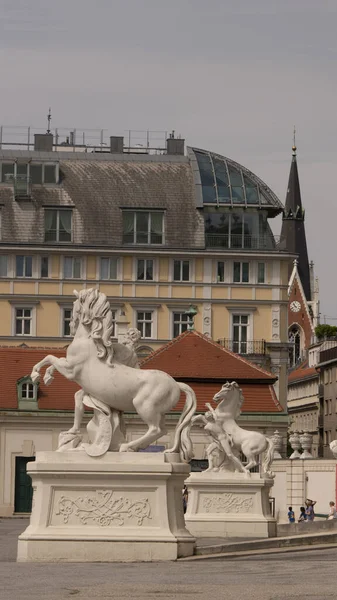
315;324;337;340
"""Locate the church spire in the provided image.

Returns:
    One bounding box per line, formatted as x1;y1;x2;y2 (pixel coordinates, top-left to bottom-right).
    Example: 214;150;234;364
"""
281;134;311;300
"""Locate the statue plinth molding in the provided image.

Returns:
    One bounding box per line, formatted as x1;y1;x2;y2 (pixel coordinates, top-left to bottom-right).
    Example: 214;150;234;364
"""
17;452;195;562
184;471;276;538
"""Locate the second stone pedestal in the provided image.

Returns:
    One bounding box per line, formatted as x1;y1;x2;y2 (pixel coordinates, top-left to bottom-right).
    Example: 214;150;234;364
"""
184;471;276;538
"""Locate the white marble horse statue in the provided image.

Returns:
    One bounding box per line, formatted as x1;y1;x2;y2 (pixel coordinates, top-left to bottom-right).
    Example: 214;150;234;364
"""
193;381;275;478
30;288;197;462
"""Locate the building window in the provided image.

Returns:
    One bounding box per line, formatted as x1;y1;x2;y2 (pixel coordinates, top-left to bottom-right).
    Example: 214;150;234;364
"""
0;162;14;182
0;255;8;277
289;325;301;367
137;259;153;281
15;308;32;336
217;261;225;282
21;382;35;400
1;162;57;184
100;257;118;280
62;308;72;337
233;261;249;283
17;376;38;408
40;256;49;278
64;256;82;279
123;211;164;245
232;314;249;353
137;311;153;338
257;263;265;283
173;260;190;282
110;311;116;337
16;255;33;278
173;312;189;337
45;209;72;242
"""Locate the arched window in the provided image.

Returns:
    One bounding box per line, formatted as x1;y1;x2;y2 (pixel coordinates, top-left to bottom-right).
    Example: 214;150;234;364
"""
289;325;301;367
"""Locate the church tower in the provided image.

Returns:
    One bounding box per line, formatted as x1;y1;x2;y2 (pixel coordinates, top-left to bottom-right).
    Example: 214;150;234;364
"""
281;138;311;301
281;137;319;366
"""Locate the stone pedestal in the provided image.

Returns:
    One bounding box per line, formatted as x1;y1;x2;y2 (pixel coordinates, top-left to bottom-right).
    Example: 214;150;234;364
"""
17;451;195;562
184;471;276;538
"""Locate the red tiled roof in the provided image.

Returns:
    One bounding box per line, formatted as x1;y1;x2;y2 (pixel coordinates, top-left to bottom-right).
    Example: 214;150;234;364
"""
288;360;318;384
0;340;282;414
0;347;79;411
175;382;282;413
141;330;276;381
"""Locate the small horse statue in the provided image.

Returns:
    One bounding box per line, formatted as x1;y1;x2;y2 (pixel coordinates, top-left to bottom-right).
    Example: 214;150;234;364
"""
193;381;275;478
30;288;197;462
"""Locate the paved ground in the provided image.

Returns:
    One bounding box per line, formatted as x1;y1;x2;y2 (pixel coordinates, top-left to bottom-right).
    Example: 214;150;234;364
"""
1;518;337;600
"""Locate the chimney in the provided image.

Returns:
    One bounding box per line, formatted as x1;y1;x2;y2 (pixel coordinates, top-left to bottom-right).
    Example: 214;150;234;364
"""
110;136;124;154
166;132;185;156
34;133;53;152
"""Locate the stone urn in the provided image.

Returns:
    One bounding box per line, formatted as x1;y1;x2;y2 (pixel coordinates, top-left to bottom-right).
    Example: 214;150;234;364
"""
299;430;313;459
270;430;283;459
289;431;301;459
330;440;337;459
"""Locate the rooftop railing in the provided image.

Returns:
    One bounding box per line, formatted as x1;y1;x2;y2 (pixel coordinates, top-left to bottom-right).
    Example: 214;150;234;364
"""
0;126;169;154
217;339;266;355
206;233;281;250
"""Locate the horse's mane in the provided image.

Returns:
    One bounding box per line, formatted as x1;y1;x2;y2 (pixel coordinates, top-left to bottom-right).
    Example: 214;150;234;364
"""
76;288;115;366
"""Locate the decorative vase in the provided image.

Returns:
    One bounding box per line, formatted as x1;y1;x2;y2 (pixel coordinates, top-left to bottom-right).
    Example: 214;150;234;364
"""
270;430;283;459
299;430;313;459
289;431;301;459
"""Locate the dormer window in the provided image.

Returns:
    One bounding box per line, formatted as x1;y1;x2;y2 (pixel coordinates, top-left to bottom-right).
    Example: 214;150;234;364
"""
122;211;164;245
0;162;58;188
17;376;38;409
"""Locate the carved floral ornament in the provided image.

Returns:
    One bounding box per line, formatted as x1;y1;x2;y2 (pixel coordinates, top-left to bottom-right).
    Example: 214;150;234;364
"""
202;493;254;514
56;490;152;527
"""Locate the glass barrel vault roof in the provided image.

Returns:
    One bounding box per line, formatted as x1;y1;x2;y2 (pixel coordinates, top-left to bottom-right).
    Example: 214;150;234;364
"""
189;147;283;214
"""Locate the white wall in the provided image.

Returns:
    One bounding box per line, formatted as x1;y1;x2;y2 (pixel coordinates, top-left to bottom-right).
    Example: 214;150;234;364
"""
272;459;336;523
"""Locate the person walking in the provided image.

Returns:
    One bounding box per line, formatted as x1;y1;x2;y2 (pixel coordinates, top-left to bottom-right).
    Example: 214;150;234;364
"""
305;499;316;521
288;506;295;523
298;506;306;522
182;485;188;514
327;501;337;520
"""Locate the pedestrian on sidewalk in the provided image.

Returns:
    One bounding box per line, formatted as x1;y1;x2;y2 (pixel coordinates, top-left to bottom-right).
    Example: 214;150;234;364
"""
327;501;337;520
182;485;188;514
305;499;316;521
288;506;295;523
298;506;306;522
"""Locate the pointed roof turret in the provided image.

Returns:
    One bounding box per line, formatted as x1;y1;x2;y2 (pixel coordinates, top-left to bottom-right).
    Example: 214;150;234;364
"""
281;134;311;300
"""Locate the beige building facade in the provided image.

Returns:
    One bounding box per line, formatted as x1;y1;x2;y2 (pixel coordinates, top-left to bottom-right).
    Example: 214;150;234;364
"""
0;132;293;409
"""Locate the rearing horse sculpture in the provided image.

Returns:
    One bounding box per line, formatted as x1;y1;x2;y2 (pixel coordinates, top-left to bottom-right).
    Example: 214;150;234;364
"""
30;288;197;462
193;382;275;477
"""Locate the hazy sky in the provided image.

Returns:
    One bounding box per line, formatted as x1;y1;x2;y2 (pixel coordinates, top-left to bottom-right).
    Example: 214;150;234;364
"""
0;0;336;318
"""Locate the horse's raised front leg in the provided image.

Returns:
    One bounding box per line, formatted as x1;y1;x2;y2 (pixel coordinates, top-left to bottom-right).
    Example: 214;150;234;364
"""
31;355;76;383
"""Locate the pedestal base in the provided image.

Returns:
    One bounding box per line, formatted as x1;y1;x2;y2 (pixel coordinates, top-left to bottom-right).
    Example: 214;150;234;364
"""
184;471;276;538
17;452;195;562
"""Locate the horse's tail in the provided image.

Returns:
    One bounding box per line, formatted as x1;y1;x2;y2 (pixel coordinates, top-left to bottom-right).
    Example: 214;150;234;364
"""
262;438;275;479
165;382;197;463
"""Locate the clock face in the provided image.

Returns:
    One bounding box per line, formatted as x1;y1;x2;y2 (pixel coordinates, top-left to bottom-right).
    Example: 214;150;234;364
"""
290;300;301;313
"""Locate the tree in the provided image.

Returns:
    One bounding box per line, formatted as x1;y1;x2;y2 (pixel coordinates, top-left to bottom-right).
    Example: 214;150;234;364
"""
315;324;337;340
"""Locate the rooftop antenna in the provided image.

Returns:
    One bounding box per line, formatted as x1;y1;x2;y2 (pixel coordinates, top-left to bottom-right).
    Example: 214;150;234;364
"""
47;107;52;134
292;125;296;156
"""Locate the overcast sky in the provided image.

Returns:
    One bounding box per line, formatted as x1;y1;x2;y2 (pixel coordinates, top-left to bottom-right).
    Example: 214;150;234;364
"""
0;0;336;319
